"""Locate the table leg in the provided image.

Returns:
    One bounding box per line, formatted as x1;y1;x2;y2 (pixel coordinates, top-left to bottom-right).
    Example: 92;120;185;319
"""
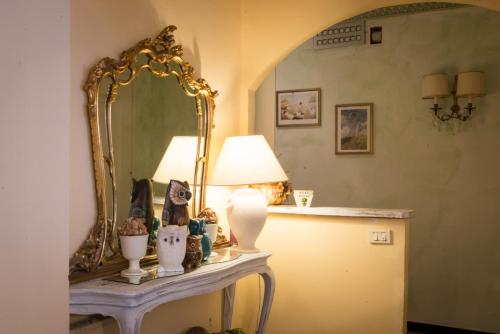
257;267;275;334
115;310;144;334
222;283;236;331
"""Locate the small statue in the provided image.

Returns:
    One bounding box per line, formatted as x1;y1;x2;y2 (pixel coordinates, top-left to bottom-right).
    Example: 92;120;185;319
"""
216;226;229;245
156;224;187;274
197;208;218;224
162;180;192;226
182;235;203;270
129;178;154;234
157;180;191;274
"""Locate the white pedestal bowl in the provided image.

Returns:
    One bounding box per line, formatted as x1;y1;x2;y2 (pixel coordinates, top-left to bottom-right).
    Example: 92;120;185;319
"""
120;235;149;277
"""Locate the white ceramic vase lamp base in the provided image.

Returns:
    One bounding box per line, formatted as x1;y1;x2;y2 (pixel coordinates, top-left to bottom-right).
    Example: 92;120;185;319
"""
120;235;149;277
227;188;268;253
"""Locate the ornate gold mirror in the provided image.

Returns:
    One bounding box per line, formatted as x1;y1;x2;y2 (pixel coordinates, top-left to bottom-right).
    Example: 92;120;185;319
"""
69;26;217;283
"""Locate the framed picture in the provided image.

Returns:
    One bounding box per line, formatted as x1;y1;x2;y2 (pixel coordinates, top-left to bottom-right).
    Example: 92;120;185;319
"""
335;103;373;154
276;88;321;127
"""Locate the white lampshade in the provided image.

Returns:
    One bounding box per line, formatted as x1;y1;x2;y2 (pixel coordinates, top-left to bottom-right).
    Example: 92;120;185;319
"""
456;71;485;98
210;135;288;186
422;73;450;99
152;136;199;184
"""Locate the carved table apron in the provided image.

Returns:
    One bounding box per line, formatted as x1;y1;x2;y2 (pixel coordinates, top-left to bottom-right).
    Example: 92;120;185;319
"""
70;251;275;334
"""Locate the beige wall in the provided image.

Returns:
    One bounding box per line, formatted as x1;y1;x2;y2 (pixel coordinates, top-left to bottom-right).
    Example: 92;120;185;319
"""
234;214;410;334
255;6;500;333
0;1;69;333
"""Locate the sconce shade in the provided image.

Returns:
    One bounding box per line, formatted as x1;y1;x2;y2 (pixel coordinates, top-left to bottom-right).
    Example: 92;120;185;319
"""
456;71;485;97
153;136;199;185
210;135;288;186
421;73;450;99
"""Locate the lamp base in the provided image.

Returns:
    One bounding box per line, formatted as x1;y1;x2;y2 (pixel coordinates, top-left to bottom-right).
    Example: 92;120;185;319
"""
227;188;268;252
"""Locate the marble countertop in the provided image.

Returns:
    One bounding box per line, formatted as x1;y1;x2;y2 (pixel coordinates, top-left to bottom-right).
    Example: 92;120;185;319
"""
268;205;414;219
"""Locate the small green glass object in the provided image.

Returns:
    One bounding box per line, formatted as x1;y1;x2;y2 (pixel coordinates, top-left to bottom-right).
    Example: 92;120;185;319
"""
201;233;212;261
150;217;160;241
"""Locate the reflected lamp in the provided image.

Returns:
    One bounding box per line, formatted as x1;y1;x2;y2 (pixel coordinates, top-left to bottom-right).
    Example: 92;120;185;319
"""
422;71;485;122
153;136;199;185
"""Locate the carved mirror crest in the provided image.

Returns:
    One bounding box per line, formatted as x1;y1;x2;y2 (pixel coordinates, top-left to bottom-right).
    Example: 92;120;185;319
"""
69;26;217;283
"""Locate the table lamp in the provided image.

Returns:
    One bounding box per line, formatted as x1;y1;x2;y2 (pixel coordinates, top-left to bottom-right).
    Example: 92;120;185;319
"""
210;135;288;252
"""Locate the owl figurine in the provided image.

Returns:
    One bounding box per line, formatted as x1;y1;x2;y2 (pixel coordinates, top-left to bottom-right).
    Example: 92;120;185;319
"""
162;180;192;226
182;235;203;270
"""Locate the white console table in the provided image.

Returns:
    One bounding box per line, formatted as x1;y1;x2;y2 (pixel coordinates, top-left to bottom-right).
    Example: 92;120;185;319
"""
70;251;274;334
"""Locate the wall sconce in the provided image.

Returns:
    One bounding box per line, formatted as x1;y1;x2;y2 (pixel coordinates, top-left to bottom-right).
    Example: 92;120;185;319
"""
421;71;485;121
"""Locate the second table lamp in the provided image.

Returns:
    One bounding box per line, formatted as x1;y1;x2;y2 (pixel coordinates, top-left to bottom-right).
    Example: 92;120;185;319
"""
210;135;288;252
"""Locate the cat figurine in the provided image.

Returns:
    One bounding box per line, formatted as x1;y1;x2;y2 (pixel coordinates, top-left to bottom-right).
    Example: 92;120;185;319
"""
162;180;192;226
156;225;187;274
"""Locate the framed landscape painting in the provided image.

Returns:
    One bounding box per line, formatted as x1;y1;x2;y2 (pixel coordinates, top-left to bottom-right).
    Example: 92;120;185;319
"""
276;88;321;127
335;103;373;154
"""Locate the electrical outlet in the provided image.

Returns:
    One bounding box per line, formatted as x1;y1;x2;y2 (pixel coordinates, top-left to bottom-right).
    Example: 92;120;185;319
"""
369;229;392;244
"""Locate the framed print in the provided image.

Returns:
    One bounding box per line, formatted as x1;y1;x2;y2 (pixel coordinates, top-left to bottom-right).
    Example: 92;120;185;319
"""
335;103;373;154
276;88;321;127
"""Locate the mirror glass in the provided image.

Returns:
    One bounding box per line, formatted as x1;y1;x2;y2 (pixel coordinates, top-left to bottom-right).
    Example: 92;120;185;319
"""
98;55;199;254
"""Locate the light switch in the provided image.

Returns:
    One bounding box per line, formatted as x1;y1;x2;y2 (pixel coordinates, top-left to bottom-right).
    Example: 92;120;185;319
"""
369;229;392;244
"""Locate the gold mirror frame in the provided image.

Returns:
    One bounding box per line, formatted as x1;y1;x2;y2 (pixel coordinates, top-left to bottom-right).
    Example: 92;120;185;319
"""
69;26;217;283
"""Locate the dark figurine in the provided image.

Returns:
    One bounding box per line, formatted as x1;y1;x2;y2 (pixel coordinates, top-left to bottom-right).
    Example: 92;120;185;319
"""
162;180;192;226
129;178;154;234
182;235;203;270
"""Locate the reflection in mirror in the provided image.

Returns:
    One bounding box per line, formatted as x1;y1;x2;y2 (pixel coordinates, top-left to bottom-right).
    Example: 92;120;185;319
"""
152;136;202;192
70;26;217;282
254;4;500;333
98;59;198;255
